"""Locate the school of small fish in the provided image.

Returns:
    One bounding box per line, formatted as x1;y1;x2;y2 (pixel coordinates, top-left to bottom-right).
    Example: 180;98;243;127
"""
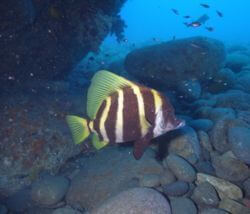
171;2;223;32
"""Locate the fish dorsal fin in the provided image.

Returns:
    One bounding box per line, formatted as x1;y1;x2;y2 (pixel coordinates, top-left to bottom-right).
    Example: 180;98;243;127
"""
87;70;133;119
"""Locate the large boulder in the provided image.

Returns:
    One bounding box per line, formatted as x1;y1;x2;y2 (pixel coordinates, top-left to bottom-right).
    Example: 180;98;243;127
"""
125;36;225;89
0;0;126;88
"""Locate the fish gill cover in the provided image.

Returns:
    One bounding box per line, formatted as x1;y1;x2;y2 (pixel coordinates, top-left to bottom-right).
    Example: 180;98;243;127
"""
1;0;250;213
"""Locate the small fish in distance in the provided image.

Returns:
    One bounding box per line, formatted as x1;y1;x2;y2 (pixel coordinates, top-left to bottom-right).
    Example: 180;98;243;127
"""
183;15;191;19
172;8;179;15
200;3;210;8
216;10;223;17
205;27;214;32
189;21;202;27
66;70;185;160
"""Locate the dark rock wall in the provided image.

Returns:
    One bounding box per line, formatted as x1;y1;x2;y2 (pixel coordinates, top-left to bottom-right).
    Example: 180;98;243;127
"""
0;0;126;87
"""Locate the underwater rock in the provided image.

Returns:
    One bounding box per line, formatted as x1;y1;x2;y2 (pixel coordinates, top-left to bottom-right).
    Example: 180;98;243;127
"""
214;90;250;111
52;207;82;214
188;119;214;132
211;151;250;182
0;205;7;214
170;197;197;214
235;70;250;94
219;198;250;214
195;161;215;175
196;173;243;200
177;79;201;101
66;146;164;210
91;187;171;214
226;52;250;72
243;179;250;198
191;182;219;207
5;187;33;213
197;130;213;152
228;126;250;164
0;0;126;89
31;175;69;206
160;169;177;186
207;68;236;93
0;92;86;197
167;126;201;164
200;208;229;214
165;154;196;182
125;36;225;90
162;181;189;197
139;174;160;188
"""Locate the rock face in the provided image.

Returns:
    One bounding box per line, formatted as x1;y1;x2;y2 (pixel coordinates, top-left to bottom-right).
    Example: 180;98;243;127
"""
0;0;126;88
66;146;164;210
125;36;225;89
91;188;171;214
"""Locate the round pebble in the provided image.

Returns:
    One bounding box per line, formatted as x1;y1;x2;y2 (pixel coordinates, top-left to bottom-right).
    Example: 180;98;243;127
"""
189;119;214;132
170;197;197;214
243;178;250;198
166;154;196;182
0;204;7;214
91;187;171;214
162;181;189;197
160;169;176;186
228;127;250;164
192;182;219;206
200;208;229;214
31;175;69;206
52;207;82;214
139;174;160;187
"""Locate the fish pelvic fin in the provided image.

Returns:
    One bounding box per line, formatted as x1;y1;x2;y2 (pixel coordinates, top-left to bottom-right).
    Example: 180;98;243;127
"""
66;115;90;144
92;133;109;150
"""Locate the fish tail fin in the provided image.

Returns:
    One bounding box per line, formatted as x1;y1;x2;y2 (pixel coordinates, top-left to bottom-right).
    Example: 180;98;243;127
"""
66;115;90;144
92;133;108;150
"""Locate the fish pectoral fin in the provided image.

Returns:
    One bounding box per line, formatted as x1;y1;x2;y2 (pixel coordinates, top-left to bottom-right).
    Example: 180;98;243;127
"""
92;133;108;150
133;137;151;160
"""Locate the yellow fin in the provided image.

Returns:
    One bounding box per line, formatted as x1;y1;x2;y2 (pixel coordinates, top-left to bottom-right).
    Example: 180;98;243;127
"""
87;70;133;120
92;133;108;150
66;115;90;144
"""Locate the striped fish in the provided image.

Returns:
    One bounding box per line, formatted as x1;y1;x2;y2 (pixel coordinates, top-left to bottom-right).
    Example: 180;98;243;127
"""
66;70;185;160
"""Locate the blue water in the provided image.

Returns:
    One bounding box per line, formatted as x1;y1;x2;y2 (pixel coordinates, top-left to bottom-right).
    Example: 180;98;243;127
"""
105;0;250;45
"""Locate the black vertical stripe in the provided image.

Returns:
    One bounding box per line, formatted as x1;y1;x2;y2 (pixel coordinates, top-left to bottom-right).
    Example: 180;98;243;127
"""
123;86;141;142
140;87;156;126
105;92;118;143
93;100;106;141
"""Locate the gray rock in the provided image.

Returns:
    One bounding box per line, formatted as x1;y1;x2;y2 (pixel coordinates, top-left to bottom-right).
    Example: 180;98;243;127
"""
191;99;216;109
139;174;160;188
162;181;189;197
228;126;250;164
200;208;229;214
197;131;213;152
165;154;196;182
160;169;176;186
189;119;214;132
177;79;201;101
219;198;250;214
207;68;236;93
66;147;164;210
0;204;7;214
196;173;243;200
168;126;201;164
91;188;171;214
125;36;225;90
243;178;250;198
31;175;69;206
192;182;219;206
5;187;33;212
235;71;250;93
226;52;250;72
52;207;82;214
211;151;250;182
209;107;236;121
215;90;250;111
170;197;197;214
195;161;215;175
